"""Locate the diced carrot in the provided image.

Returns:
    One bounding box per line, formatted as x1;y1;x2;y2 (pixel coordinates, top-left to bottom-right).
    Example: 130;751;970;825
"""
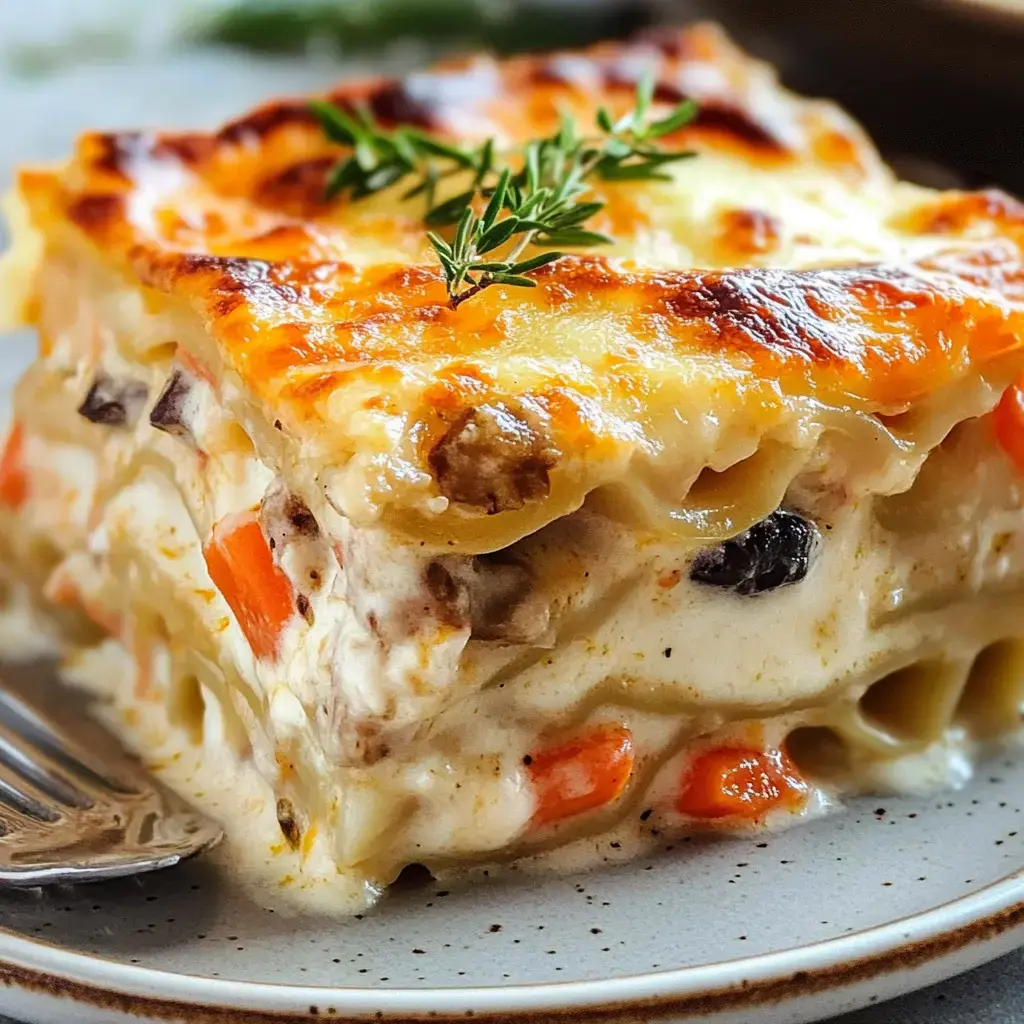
0;424;29;509
527;724;635;828
203;514;295;660
994;375;1024;474
677;745;808;821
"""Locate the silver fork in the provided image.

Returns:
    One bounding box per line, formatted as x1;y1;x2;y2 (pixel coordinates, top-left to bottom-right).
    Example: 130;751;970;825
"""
0;671;223;886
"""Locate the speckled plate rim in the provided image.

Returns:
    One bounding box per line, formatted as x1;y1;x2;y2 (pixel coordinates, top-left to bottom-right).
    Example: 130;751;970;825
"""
3;866;1024;1021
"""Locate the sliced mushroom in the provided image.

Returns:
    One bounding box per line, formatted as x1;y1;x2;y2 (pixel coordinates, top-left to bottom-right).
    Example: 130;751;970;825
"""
77;371;148;428
149;368;198;444
258;480;326;626
689;509;820;596
259;480;320;553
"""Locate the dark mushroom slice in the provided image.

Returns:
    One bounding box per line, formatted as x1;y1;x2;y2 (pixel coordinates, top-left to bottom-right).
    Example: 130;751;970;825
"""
259;481;320;552
149;368;198;443
689;509;820;596
77;371;149;428
258;481;325;621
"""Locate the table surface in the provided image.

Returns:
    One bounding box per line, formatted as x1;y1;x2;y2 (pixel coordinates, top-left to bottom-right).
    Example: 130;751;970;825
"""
2;3;1024;1022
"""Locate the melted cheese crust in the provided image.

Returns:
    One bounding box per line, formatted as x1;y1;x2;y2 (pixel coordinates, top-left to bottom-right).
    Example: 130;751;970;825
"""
8;24;1024;552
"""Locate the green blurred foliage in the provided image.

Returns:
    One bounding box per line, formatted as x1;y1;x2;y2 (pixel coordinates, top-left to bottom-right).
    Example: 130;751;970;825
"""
194;0;653;57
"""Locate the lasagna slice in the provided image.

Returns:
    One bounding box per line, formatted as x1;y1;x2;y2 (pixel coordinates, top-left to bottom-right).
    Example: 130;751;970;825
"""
3;24;1024;910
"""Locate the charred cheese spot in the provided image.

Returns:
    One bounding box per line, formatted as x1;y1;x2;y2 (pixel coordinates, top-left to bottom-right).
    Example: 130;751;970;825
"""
154;133;215;168
216;100;317;148
429;404;556;514
257;157;334;213
87;131;147;182
366;81;445;130
688;104;789;150
909;189;1024;236
716;208;782;259
67;194;125;236
661;264;950;387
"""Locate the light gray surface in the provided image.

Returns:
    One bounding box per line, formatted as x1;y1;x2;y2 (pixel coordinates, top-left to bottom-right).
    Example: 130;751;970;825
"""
2;4;1024;1023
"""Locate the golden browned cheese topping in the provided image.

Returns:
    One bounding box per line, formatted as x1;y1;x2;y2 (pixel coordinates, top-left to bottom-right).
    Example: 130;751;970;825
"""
10;23;1024;545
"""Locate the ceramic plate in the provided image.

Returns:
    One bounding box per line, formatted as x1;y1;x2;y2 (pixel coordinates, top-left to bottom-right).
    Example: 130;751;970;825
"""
2;744;1024;1024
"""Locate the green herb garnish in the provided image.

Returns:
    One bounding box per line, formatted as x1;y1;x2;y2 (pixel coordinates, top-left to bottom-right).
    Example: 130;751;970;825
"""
308;100;494;209
311;73;697;309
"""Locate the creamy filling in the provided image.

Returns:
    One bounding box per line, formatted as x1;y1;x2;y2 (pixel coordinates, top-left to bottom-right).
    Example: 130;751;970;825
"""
2;254;1024;909
6;362;1024;908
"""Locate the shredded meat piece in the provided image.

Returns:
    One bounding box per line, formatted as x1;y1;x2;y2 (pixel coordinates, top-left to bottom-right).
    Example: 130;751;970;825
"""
424;560;469;628
428;403;557;513
425;554;550;643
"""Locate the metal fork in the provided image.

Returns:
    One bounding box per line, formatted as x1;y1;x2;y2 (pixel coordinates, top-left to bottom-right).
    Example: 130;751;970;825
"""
0;670;223;886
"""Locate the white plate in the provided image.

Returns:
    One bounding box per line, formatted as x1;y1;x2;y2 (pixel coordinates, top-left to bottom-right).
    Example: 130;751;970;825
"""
2;746;1024;1024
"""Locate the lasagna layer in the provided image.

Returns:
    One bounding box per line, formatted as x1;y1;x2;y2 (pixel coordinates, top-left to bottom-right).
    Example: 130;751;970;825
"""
3;24;1024;909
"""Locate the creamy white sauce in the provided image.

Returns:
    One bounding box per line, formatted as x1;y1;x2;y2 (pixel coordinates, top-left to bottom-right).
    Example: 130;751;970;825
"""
3;265;1024;911
8;394;1024;911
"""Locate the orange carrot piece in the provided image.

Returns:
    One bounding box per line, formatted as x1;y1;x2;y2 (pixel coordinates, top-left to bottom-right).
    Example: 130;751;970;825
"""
995;375;1024;474
527;724;635;828
0;424;28;509
677;745;808;820
203;514;295;660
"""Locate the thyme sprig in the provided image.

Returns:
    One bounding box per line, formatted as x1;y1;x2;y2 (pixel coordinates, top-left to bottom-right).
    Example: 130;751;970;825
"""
311;74;698;308
309;100;494;208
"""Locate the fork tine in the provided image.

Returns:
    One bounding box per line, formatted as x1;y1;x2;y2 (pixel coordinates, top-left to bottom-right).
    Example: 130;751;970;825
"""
0;717;96;809
0;676;223;887
0;687;137;793
0;759;60;823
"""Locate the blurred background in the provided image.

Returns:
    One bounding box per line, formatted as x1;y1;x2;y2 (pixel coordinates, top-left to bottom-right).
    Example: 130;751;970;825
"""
2;0;1024;191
